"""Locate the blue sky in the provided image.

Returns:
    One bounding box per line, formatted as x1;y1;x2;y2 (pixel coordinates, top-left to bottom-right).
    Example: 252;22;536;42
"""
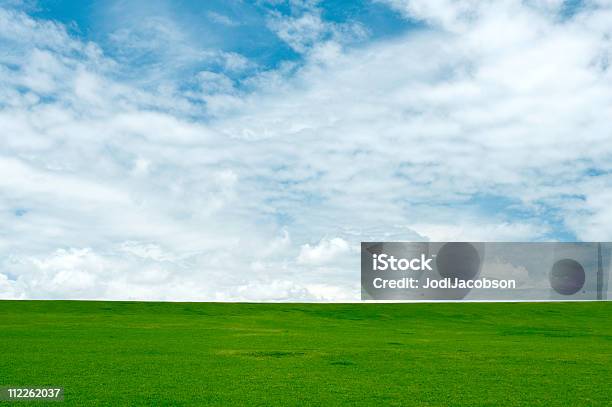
22;0;419;94
28;0;415;66
1;0;611;301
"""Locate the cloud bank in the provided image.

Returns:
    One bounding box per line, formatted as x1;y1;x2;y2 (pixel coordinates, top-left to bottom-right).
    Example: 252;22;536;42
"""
1;0;612;301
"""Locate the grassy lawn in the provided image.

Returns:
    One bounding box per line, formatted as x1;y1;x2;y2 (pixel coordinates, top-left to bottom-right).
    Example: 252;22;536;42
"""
0;301;611;406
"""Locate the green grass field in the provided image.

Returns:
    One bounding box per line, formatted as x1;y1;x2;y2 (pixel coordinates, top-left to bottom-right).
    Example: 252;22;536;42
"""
1;301;611;406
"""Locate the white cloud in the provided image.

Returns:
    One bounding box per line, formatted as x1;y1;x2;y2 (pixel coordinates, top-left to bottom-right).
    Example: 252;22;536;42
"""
480;258;530;286
120;241;178;262
2;2;612;301
297;238;350;265
266;4;367;54
208;11;239;27
411;222;549;242
379;0;484;31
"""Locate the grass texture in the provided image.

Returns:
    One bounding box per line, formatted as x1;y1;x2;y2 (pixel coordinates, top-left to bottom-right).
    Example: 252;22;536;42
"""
1;301;611;406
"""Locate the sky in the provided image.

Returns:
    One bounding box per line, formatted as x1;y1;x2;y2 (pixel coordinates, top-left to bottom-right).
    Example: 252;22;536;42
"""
1;0;612;301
